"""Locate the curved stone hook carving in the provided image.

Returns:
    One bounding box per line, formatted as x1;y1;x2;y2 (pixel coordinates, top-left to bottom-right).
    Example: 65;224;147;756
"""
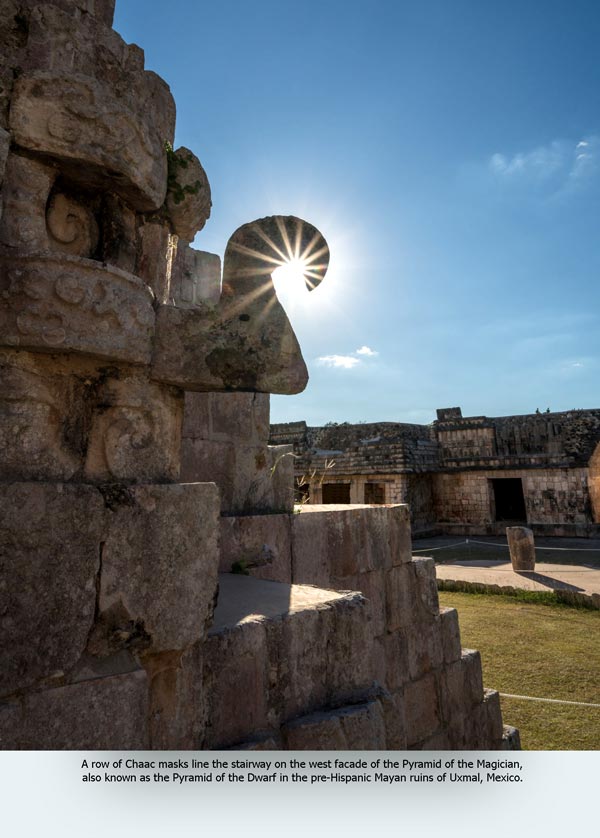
151;216;330;395
222;215;329;294
208;216;330;393
46;192;99;258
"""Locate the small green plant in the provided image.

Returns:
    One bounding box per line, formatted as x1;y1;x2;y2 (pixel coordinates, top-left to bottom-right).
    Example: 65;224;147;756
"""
231;560;250;576
164;141;203;205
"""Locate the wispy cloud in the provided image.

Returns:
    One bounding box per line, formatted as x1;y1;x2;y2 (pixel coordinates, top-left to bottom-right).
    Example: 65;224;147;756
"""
317;354;361;369
316;345;380;370
487;135;600;194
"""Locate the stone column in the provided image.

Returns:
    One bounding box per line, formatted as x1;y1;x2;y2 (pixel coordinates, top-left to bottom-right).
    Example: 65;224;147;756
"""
506;526;536;571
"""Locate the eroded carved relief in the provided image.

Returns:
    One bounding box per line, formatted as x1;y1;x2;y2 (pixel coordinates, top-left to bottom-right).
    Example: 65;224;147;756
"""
46;192;99;258
0;352;79;480
151;215;330;394
0;152;55;249
10;73;172;211
0;252;155;363
84;374;182;482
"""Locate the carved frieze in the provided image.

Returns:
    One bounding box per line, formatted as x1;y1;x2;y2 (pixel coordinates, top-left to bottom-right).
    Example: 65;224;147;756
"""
0;251;155;364
0;351;79;481
10;72;173;211
84;374;182;483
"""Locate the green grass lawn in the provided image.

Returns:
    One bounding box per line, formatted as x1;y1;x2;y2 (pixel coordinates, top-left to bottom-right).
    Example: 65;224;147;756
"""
438;591;600;749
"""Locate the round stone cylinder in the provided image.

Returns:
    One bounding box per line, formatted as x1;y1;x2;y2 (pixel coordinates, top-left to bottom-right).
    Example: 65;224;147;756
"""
506;526;536;571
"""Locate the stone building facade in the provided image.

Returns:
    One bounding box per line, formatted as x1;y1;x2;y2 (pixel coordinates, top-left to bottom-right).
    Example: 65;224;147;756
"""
1;1;516;750
271;407;600;537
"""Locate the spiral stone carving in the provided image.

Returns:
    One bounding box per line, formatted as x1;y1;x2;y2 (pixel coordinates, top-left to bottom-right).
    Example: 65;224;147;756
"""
46;192;99;257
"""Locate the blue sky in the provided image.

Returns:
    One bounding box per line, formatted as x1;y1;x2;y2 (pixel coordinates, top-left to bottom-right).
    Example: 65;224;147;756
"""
115;0;600;425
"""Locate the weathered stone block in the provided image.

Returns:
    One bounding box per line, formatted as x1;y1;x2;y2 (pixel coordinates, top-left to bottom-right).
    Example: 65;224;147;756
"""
254;394;271;442
269;444;295;513
501;725;522;750
151;299;308;394
406;618;444;681
0;152;54;249
219;514;292;582
385;563;416;632
10;71;173;210
440;650;485;725
273;606;335;720
389;503;412;565
0;350;80;481
370;636;387;686
0;127;8;188
322;594;374;703
338;700;386;749
412;557;440;617
463;689;504;750
507;526;535;571
182;392;211;440
100;192;137;272
290;509;331;587
282;710;347;750
180;438;232;509
203;620;270;749
143;644;205;750
84;374;182;483
352;569;386;638
380;631;410;691
166;148;211;243
92;483;220;655
462;649;485;706
210;392;263;444
439;606;462;664
0;670;148;749
0;252;155;363
293;506;408;589
282;700;385;750
378;691;408;749
170;244;221;307
264;591;372;723
404;672;441;746
0;482;105;697
136;220;173;303
180;437;278;514
0;65;13;132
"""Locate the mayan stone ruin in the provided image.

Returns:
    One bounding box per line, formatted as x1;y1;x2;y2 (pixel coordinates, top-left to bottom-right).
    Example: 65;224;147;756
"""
0;0;518;750
271;407;600;538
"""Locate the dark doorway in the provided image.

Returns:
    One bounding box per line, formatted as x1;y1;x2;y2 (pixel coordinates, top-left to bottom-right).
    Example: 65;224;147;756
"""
491;478;527;522
322;483;351;504
364;483;385;504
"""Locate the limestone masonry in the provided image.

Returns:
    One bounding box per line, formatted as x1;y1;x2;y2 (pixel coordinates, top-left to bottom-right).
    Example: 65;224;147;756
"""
0;0;516;750
270;407;600;537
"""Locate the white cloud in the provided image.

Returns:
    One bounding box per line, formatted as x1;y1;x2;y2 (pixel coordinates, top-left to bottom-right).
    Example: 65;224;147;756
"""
317;354;360;369
488;135;600;191
355;345;378;356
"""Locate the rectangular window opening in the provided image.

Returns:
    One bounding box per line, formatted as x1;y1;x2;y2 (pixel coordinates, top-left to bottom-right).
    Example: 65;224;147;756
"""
364;483;385;504
321;483;351;504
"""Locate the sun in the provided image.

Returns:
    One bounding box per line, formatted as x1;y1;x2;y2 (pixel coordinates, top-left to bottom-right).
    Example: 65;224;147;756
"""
271;257;311;309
